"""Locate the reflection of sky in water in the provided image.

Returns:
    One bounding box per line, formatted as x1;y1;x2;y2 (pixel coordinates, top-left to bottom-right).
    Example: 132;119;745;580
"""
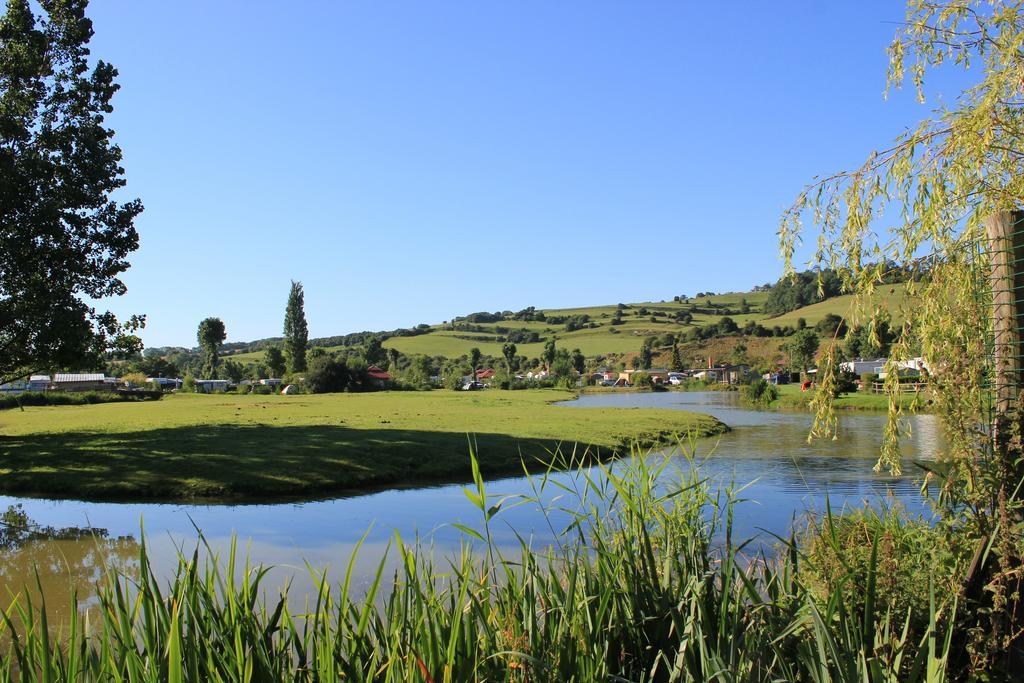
0;392;943;608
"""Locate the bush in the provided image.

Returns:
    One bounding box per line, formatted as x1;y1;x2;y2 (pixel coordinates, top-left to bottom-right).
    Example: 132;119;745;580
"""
304;356;351;394
0;390;162;411
741;378;778;406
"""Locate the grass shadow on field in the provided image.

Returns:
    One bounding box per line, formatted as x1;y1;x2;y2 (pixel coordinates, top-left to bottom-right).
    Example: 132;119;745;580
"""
0;424;617;503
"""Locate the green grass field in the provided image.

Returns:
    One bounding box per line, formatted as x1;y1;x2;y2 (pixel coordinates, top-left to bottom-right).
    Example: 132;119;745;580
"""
763;283;909;329
773;382;929;412
0;390;726;501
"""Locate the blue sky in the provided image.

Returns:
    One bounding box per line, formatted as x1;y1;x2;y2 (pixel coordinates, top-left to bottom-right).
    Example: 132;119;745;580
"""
86;1;967;348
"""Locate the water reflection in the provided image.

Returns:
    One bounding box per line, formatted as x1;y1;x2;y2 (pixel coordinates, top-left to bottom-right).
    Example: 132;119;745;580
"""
0;391;941;619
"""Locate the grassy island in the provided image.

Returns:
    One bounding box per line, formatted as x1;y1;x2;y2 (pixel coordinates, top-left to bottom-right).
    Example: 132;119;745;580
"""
0;389;727;501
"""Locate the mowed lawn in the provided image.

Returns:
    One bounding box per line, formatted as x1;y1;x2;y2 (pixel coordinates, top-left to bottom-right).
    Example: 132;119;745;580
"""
0;390;727;502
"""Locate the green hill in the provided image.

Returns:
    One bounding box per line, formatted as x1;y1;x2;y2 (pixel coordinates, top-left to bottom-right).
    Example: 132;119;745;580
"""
222;284;908;364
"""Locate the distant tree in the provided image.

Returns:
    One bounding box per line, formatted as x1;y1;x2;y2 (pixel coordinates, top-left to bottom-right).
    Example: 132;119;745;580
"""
813;313;847;339
133;355;179;379
717;317;739;335
740;297;750;314
407;355;434;388
283;281;309;373
845;319;896;359
305;355;350;393
197;318;226;378
264;347;286;377
221;359;244;383
387;348;401;371
363;337;385;366
542;339;557;371
0;1;145;386
550;349;576;388
675;310;693;324
639;338;654;370
571;348;586;374
469;347;482;382
784;329;819;379
502;342;518;380
670;344;684;372
797;317;807;330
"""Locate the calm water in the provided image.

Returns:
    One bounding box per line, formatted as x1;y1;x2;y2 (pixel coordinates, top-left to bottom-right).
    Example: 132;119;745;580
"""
0;391;941;617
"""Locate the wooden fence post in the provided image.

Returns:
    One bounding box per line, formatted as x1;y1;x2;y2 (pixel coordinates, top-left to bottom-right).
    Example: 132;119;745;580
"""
985;210;1024;445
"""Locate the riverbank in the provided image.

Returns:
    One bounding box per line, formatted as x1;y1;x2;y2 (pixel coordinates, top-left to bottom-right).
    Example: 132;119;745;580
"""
773;383;931;412
0;389;727;501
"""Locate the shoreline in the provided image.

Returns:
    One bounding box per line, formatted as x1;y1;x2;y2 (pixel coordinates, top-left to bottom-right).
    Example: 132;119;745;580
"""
0;389;728;504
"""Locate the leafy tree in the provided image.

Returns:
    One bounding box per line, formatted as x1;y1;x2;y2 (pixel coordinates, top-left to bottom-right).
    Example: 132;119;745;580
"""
717;317;739;335
783;329;818;379
571;348;585;374
132;355;179;379
550;349;575;388
639;338;654;370
670;343;684;372
813;313;847;339
542;339;556;371
283;281;309;373
221;359;244;384
387;348;401;372
844;319;896;359
264;347;286;377
0;0;145;386
469;347;482;382
502;342;517;379
196;318;226;378
304;355;350;394
363;336;385;366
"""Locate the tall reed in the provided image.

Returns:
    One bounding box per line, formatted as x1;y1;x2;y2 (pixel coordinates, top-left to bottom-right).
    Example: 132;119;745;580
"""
0;445;957;681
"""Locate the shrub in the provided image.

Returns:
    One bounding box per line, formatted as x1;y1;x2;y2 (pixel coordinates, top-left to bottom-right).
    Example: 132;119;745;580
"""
0;390;162;411
741;378;779;406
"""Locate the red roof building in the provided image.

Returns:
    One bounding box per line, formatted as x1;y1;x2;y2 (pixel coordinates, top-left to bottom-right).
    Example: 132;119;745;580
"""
475;368;496;380
366;365;393;382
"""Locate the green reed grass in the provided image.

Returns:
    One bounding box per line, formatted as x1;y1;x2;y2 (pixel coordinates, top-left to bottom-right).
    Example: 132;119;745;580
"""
0;444;957;681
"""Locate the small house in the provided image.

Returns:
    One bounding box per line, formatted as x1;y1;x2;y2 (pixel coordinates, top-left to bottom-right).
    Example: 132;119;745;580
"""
366;365;393;388
52;373;115;392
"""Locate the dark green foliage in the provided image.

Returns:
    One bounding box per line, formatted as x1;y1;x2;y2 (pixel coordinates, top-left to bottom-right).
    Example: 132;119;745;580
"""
814;312;848;338
543;339;557;370
784;328;819;375
671;344;684;372
0;0;144;385
764;269;844;315
741;378;778;406
264;346;286;377
363;336;385;366
571;348;585;374
196;317;226;377
283;281;308;373
502;342;517;377
0;390;161;411
639;338;654;369
845;319;897;358
304;355;351;393
505;328;540;344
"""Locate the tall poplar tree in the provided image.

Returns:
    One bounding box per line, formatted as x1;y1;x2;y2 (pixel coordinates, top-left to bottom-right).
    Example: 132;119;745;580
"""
283;281;308;373
196;317;226;378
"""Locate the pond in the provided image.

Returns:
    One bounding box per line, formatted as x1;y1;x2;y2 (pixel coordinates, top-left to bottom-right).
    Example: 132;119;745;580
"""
0;391;941;619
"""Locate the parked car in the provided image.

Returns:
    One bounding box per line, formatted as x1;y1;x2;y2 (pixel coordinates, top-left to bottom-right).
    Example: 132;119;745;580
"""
461;381;485;391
